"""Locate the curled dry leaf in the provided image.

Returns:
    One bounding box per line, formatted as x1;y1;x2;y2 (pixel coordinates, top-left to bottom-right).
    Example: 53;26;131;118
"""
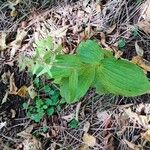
27;85;37;99
83;121;90;133
10;29;27;58
0;32;7;51
132;56;150;72
17;85;28;97
135;41;144;57
82;133;96;147
106;24;116;34
9;73;18;95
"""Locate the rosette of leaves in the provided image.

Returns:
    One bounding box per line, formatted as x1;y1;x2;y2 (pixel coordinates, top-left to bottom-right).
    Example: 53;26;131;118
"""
50;40;150;103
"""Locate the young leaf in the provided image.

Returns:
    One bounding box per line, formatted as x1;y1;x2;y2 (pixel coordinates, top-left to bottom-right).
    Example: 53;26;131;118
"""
51;55;83;80
96;58;150;96
60;66;95;103
77;40;104;64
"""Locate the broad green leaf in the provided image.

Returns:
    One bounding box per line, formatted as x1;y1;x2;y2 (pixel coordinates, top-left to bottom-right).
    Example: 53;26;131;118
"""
77;40;104;64
51;55;83;80
60;66;95;103
69;69;78;100
96;58;150;96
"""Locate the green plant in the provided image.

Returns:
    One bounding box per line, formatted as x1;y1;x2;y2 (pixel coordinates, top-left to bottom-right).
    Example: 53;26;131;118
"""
68;119;79;129
23;78;61;122
20;38;150;104
118;38;126;49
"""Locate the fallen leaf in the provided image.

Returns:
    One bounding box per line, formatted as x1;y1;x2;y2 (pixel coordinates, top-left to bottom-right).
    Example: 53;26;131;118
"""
82;133;96;147
50;25;69;38
10;109;16;118
10;29;27;58
0;32;7;51
137;1;150;33
132;56;150;72
83;121;90;133
9;73;18;95
124;108;150;129
76;102;81;121
1;90;8;104
17;85;28;97
96;4;101;13
135;41;144;56
79;144;90;150
27;85;37;99
106;24;116;34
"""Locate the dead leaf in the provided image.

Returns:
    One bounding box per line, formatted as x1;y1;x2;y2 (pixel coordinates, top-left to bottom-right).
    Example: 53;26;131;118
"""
9;73;18;95
17;85;28;97
10;29;27;58
76;102;81;121
141;129;150;142
0;32;7;51
123;139;139;150
82;133;96;147
83;121;90;133
135;41;144;56
132;56;150;72
96;4;101;13
50;25;69;38
27;85;37;99
10;9;18;17
62;113;75;122
106;24;116;34
79;144;90;150
1;90;9;104
10;109;16;118
137;1;150;33
124;108;150;129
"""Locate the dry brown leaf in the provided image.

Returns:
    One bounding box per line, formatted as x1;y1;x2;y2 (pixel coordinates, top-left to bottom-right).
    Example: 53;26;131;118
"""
132;56;150;72
106;24;116;34
10;9;18;17
83;121;90;133
10;29;27;58
9;73;18;94
27;85;37;99
79;144;90;150
17;85;28;97
1;90;9;104
141;129;150;142
124;108;150;129
135;41;144;56
0;32;7;51
96;4;101;13
10;109;16;118
82;133;96;147
50;25;69;38
137;1;150;33
123;139;140;150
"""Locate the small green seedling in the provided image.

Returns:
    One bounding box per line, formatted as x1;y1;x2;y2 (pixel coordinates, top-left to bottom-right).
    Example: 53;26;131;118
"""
118;38;126;49
23;78;61;122
68;119;79;129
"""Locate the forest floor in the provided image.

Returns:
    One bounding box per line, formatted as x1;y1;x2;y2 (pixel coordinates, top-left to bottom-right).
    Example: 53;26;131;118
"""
1;0;150;150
